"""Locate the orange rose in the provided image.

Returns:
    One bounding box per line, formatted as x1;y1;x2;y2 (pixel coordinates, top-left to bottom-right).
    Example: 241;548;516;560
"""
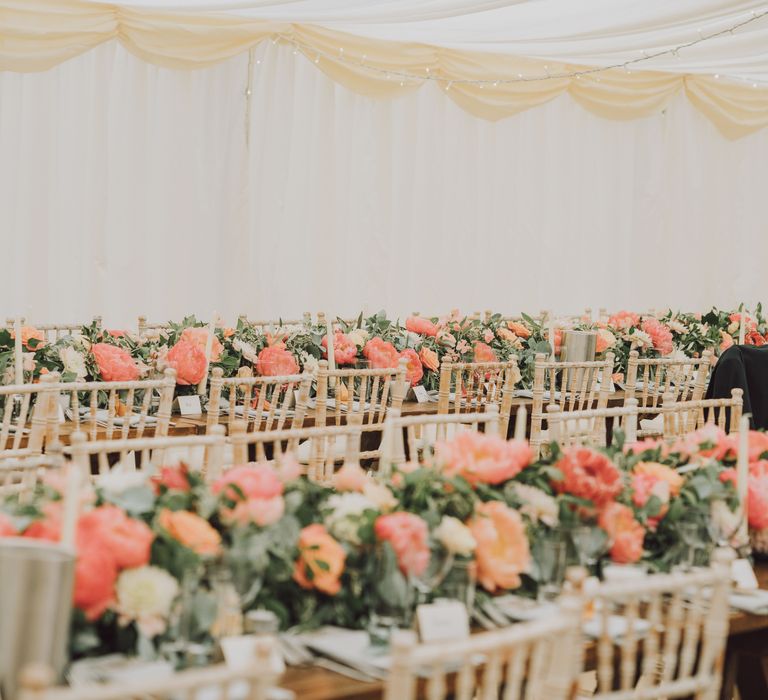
418;346;439;372
506;321;531;339
293;524;346;595
12;326;45;350
180;327;223;363
158;509;221;556
599;503;645;564
473;342;497;363
469;501;530;592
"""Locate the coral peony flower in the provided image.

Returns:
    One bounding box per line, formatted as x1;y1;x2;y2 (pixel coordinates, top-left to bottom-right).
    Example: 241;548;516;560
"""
671;424;730;461
78;506;154;569
74;537;119;620
0;512;16;536
473;342;497;363
399;348;424;386
641;318;674;356
115;566;179;638
608;311;640;331
333;463;370;492
599;502;645;564
634;462;683;497
212;464;284;501
436;432;531;487
276;454;302;483
746;331;767;347
552;447;622;507
322;332;358;365
374;512;430;577
418;347;439;372
13;326;45;350
91;343;140;382
469;501;530;592
363;338;400;369
158;509;221;556
257;344;299;376
293;524;346;595
728;313;757;334
151;464;191;493
596;328;617;353
180;327;223;363
166;340;207;385
506;321;531;339
720;468;768;530
223;496;285;527
406;316;438;337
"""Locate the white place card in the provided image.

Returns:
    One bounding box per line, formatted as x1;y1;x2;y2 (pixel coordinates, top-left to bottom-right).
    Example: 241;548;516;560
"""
732;558;759;591
57;402;66;424
412;385;430;404
417;601;470;643
176;395;202;416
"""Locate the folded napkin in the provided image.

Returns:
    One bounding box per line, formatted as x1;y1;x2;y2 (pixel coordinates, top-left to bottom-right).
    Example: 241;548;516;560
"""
639;414;664;433
582;615;651;640
729;590;768;614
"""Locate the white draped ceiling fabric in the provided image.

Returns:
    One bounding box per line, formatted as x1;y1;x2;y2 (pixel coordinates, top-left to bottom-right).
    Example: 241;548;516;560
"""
2;0;768;325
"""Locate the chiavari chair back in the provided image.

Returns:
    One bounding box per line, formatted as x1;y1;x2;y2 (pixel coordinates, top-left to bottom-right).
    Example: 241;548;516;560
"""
206;368;311;435
661;388;743;440
437;356;519;437
0;443;65;498
574;549;733;700
65;426;226;478
228;418;363;483
136;316;172;337
530;352;615;456
625;350;712;437
6;318;100;344
239;311;311;332
0;375;59;458
384;591;583;700
18;638;277;700
47;369;176;443
546;399;639;450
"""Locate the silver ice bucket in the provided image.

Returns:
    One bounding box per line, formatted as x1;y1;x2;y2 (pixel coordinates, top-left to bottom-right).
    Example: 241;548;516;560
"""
561;331;597;390
0;539;75;700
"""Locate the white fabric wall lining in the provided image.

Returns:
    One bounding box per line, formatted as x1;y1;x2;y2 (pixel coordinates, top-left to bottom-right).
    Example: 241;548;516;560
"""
1;39;767;326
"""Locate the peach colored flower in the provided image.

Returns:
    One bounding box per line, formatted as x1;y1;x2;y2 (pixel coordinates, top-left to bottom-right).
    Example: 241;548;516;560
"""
746;331;767;347
608;311;640;331
322;332;357;365
624;437;667;457
729;313;757;333
151;464;191;493
720;331;734;352
0;512;16;536
437;330;457;348
634;462;683;497
333;463;370;492
212;464;284;500
469;501;530;592
631;471;670;523
78;506;153;569
223;496;285;527
671;424;730;461
223;327;235;338
374;512;430;577
406;316;438;337
483;329;495;344
496;327;516;342
599;502;645;564
399;348;423;386
612;372;625;384
507;321;531;339
363;338;400;369
436;432;531;487
418;347;439;372
552;447;622;507
293;524;346;595
473;342;497;363
180;327;223;363
257;344;299;376
641;318;673;355
276;454;302;483
596;328;616;353
721;467;768;530
158;509;221;556
73;537;119;620
166;340;207;385
91;343;140;382
13;326;45;350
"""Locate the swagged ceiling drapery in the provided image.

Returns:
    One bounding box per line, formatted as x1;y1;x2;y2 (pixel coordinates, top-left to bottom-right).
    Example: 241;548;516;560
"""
2;1;768;325
3;0;768;138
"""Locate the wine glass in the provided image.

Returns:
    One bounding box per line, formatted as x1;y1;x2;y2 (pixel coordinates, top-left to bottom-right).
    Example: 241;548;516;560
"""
569;525;609;575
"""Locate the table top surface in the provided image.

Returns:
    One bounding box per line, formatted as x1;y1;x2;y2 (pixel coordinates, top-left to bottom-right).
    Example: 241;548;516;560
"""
278;562;768;700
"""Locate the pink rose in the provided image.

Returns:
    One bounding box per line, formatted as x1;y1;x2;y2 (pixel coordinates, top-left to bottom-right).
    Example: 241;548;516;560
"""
212;464;284;500
333;463;370;492
436;432;531;487
641;318;674;355
276;455;302;483
375;512;430;577
406;316;438;337
78;506;154;569
180;327;223;362
399;348;424;386
322;332;357;365
151;464;191;493
166;340;207;385
257;344;299;376
91;343;140;382
608;311;640;331
483;329;495;343
223;496;285;527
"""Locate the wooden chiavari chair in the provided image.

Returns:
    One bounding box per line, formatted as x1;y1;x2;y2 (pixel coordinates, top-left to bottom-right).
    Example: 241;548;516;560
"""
660;388;743;440
545;399;639;450
384;590;583;700
624;350;712;437
205;368;311;435
136;316;172;337
239;312;312;332
437;356;520;437
530;352;616;457
308;358;408;464
572;548;733;700
0;443;64;497
228;418;363;483
18;638;278;700
46;369;177;443
0;375;59;458
66;426;226;478
5;318;100;344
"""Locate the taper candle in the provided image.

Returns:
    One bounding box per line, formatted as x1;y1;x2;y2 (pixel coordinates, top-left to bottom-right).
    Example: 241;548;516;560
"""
738;309;746;345
197;313;217;395
13;317;23;384
737;414;749;544
326;320;336;371
60;465;81;550
514;405;527;441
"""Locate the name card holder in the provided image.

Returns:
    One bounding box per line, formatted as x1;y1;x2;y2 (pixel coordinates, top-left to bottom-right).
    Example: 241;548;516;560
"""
176;395;203;416
417;600;470;643
412;385;430;404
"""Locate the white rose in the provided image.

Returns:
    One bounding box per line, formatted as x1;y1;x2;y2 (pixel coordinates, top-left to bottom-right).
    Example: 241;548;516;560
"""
434;516;476;556
115;566;179;638
668;319;687;334
232;338;259;364
512;483;559;527
348;329;369;348
325;493;376;543
22;352;35;373
59;346;88;380
362;482;397;512
300;351;319;375
98;467;148;496
630;330;653;349
710;500;746;548
727;322;739;335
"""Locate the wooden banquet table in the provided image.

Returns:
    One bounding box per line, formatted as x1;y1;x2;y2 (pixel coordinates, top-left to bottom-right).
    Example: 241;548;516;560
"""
279;562;768;700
